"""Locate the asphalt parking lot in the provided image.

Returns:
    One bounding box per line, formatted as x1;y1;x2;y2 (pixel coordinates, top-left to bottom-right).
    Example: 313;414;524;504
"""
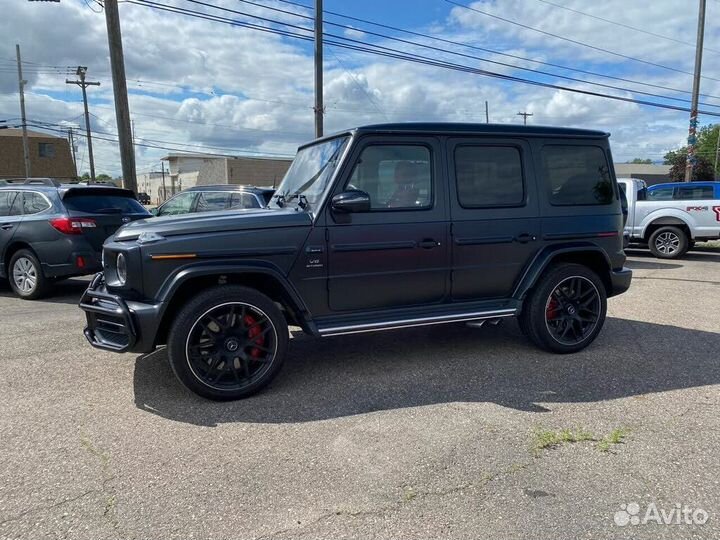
1;248;719;540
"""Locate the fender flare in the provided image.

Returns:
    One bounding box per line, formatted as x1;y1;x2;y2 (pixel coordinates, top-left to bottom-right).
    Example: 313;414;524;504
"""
155;260;309;316
639;209;694;239
512;243;612;301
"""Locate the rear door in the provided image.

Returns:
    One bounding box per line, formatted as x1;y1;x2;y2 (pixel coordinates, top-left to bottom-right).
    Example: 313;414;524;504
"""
0;190;23;267
675;184;720;235
61;188;150;252
446;137;540;299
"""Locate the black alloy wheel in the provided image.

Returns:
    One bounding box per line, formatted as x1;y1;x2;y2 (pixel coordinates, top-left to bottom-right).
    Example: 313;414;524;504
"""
168;286;288;400
544;276;601;346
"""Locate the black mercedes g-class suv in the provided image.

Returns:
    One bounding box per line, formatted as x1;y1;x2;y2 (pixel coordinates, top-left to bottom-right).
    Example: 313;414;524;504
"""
80;123;631;401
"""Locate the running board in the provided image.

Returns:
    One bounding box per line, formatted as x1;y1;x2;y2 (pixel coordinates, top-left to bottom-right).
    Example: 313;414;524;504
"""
318;308;517;337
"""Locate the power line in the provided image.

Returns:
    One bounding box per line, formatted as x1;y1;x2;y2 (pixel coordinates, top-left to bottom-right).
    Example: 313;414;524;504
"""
127;0;720;118
445;0;720;84
239;0;720;103
535;0;720;55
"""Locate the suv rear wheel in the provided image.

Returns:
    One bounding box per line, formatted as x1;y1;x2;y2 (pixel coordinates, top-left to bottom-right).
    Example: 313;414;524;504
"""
167;285;288;401
520;263;607;354
8;249;48;300
648;226;688;259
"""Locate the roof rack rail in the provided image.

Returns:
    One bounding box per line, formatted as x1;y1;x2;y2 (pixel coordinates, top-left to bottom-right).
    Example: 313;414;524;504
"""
24;178;61;187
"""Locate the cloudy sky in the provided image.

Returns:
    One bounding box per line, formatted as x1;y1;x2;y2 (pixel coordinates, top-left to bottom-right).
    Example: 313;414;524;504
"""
1;0;719;177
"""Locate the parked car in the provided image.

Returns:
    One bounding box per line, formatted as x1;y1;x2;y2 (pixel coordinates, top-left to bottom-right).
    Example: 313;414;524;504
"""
137;192;151;205
619;178;720;258
80;123;631;401
0;178;150;299
151;185;275;216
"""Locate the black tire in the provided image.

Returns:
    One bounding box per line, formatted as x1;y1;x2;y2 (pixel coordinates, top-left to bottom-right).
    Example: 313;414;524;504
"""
648;226;688;259
167;285;288;401
8;249;49;300
520;263;607;354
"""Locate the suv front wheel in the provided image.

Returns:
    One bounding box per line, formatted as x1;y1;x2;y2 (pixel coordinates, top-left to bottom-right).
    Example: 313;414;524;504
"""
520;263;607;354
167;286;289;401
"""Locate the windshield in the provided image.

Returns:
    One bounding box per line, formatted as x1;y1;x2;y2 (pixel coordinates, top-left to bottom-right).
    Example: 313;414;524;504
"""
270;136;349;210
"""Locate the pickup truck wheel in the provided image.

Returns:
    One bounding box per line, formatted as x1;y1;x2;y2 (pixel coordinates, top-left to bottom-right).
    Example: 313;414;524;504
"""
520;263;607;354
648;226;688;259
167;286;288;401
8;249;49;300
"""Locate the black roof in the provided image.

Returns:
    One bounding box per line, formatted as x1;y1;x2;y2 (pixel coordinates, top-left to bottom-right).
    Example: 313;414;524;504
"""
304;122;608;148
185;184;274;193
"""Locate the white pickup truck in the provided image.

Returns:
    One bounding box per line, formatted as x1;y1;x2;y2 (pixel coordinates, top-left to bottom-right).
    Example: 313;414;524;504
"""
618;178;720;259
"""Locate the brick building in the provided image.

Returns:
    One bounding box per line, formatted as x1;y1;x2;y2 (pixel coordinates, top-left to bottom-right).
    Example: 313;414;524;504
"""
0;128;77;180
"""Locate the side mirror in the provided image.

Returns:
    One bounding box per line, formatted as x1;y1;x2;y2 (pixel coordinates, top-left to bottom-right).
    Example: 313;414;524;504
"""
331;190;371;213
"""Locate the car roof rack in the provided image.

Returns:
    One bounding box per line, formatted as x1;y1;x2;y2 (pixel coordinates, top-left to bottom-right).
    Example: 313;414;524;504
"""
24;178;62;187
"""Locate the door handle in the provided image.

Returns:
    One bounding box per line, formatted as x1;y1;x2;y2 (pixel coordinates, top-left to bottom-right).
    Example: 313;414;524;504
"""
418;239;440;249
0;224;13;231
514;233;535;244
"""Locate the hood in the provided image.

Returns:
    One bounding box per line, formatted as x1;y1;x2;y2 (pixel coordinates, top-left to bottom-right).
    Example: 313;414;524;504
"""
113;207;312;241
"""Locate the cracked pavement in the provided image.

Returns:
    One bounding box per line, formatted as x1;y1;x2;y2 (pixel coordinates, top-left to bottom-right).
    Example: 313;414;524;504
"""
0;247;719;539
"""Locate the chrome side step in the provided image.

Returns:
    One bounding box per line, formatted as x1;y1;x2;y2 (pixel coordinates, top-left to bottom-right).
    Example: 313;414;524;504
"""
318;308;516;337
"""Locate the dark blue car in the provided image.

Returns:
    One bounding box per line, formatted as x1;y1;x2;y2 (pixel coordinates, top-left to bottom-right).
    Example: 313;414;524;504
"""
0;178;150;299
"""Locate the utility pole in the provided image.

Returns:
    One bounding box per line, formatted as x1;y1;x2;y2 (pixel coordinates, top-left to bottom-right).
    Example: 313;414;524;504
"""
16;44;31;179
66;67;100;183
714;126;720;180
161;161;167;202
685;0;706;182
313;0;324;138
485;101;489;124
67;127;77;173
104;0;137;193
517;111;533;125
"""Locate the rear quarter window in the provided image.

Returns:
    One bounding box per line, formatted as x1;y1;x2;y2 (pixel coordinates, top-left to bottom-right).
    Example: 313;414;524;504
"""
63;194;147;214
542;145;614;206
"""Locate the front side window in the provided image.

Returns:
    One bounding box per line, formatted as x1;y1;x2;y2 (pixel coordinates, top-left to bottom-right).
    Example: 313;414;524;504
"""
647;187;674;201
347;145;432;210
22;192;51;214
195;192;229;213
38;143;55;158
157;192;195;216
676;186;714;200
0;191;19;217
542;145;613;205
455;146;524;208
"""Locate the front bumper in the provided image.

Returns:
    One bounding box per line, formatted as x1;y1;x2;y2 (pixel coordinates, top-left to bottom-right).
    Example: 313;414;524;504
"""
609;267;632;297
79;273;163;353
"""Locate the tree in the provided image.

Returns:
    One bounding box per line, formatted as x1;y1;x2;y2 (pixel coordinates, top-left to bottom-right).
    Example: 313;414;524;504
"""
96;174;112;182
664;150;715;181
628;158;652;164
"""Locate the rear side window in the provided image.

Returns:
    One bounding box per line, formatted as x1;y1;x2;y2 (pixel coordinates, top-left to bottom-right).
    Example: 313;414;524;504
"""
22;192;51;214
63;194;146;214
542;145;613;205
676;186;714;200
454;146;524;207
647;187;674;201
195;192;230;213
229;192;260;209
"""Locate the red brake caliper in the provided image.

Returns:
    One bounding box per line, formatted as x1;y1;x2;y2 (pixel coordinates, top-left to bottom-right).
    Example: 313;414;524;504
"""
243;314;265;359
546;298;559;321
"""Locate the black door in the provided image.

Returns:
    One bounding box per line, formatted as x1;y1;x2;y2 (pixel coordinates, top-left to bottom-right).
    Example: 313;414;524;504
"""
0;191;23;267
446;137;541;300
326;137;450;312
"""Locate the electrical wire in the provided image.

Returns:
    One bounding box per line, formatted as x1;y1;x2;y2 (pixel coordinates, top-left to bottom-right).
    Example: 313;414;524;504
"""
127;0;720;118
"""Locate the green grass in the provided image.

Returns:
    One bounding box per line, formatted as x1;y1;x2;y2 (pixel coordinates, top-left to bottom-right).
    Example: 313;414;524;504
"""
533;427;629;453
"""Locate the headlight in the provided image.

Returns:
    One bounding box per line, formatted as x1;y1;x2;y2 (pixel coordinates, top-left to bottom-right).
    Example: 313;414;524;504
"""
116;253;127;285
